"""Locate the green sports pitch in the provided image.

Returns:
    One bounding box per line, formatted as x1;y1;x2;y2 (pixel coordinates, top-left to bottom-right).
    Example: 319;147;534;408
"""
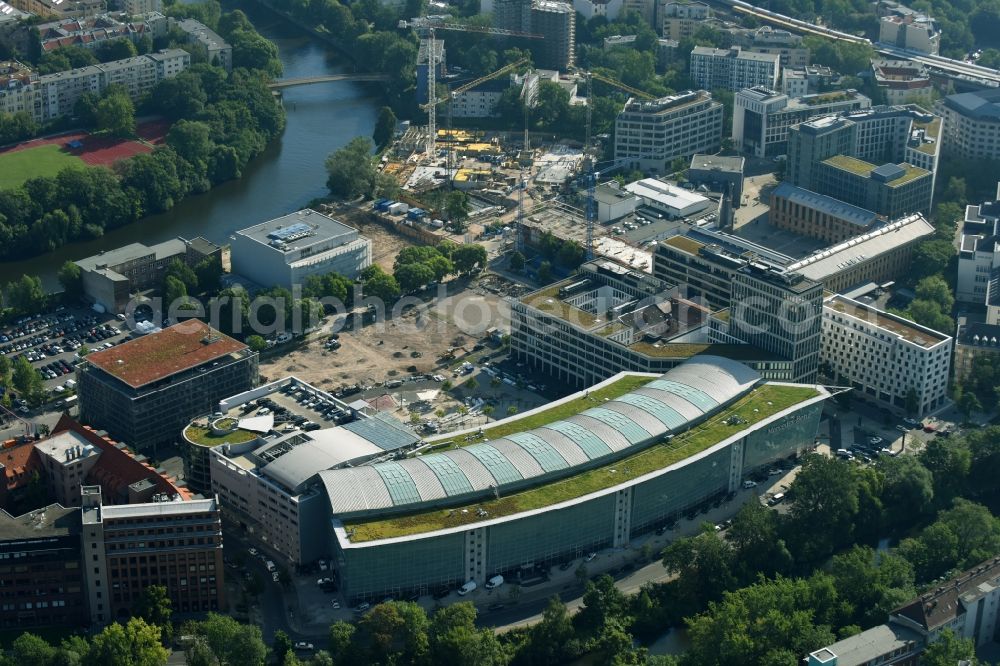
0;144;83;190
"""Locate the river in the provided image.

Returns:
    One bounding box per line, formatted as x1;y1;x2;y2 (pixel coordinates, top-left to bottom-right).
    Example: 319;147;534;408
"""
2;0;379;288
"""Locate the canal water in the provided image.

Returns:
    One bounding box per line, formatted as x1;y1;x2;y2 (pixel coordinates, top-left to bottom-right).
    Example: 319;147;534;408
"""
4;0;379;288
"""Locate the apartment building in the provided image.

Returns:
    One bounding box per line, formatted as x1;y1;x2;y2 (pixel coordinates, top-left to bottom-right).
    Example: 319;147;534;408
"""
770;182;879;244
821;295;951;415
171;18;231;73
529;0;575;70
231;209;372;289
733;87;871;158
722;26;809;68
0;49;189;124
954;322;1000;382
123;0;162;13
511;260;796;387
614;91;723;174
415;38;445;105
659;1;709;41
78;321;258;452
38;12;168;53
11;0;103;18
813;156;932;219
781;64;835;97
936;88;1000;161
0;60;36;116
690;46;780;92
573;0;622;20
956;184;1000;304
871;59;933;106
879;11;940;55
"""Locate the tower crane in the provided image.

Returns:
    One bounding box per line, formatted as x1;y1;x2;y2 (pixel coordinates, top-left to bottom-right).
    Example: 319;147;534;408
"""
580;71;658;260
399;18;541;156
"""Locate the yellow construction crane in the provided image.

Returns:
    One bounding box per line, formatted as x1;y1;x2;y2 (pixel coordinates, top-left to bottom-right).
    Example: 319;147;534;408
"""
399;17;541;155
587;71;657;101
419;58;530;111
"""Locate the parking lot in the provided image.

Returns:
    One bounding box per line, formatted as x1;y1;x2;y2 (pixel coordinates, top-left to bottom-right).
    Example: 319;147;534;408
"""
0;306;133;407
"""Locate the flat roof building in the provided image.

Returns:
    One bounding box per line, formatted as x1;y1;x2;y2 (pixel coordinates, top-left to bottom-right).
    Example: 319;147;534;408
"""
78;321;258;452
937;88;1000;161
624;178;712;219
324;357;828;602
822;295;951;416
231;209;372;289
871;59;933;106
170;17;231;72
687;154;744;207
689;45;780;92
770;182;879;244
813;155;932;219
878;10;940;55
615;91;723;174
956;183;1000;304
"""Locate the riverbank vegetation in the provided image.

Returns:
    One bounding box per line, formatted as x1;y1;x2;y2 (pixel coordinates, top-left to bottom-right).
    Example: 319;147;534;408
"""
0;4;284;259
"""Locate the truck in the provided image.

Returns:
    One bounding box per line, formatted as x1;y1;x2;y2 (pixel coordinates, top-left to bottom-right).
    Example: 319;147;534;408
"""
457;580;477;596
63;395;78;408
485;575;504;590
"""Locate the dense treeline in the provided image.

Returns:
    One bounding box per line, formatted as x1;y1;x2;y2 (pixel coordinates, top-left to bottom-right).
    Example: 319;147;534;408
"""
0;8;284;259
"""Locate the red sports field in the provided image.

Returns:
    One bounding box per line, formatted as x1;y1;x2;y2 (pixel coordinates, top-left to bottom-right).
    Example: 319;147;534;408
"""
0;119;171;168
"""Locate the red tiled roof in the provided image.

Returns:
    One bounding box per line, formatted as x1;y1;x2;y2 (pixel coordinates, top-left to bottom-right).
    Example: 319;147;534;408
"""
52;415;192;503
86;320;247;389
1;440;41;493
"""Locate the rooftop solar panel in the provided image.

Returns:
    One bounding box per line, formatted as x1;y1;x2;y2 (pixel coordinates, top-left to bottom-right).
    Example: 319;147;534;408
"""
267;222;313;241
343;413;419;451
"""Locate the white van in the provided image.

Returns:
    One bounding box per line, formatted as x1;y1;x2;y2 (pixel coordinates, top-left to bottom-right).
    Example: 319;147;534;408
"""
457;580;477;596
485;575;504;589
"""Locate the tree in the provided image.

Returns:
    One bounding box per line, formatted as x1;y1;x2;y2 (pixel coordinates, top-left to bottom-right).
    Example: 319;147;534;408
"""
828;546;914;627
428;603;506;666
915;275;955;313
167;120;213;166
506;405;518;416
58;260;84;302
328;621;355;662
13;354;42;400
878;454;934;530
395;262;436;293
95;38;138;62
922;629;978;666
132;585;173;645
959;391;982;422
85;618;169;666
10;633;57;666
272;631;293;666
537;261;553;285
509;251;525;271
325;137;377;199
910;240;955;282
452;244;487;274
96;89;136;137
726;500;792;582
373;106;397;149
784;454;861;563
164;275;188;308
362;267;401;305
444;191;470;231
352;601;429;665
194;612;267;666
5;274;45;315
576;574;629;633
246;335;267;353
662;529;736;612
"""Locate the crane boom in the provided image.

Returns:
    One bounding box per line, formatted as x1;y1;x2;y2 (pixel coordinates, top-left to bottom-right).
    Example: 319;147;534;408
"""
588;72;657;101
400;18;541;155
420;58;529;111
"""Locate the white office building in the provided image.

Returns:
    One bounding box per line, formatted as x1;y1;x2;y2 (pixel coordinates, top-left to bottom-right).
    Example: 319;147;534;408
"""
936;89;1000;162
624;178;711;219
231;209;372;289
821;294;951;416
957;183;1000;304
689;46;780;92
733;86;872;158
879;12;940;55
614;91;723;174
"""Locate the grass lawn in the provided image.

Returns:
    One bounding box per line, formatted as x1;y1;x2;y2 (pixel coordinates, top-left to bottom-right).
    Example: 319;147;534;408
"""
346;384;819;542
0;144;83;190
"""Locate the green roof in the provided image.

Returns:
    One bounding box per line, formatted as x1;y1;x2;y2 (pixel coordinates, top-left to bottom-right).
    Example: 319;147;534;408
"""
344;383;820;542
887;164;928;186
663;235;705;254
184;424;259;448
523;284;600;328
823;154;874;176
628;341;783;360
426;374;655;452
912;117;941;155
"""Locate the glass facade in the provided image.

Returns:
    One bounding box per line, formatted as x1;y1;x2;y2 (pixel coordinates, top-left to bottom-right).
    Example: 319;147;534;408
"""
741;402;822;472
341;532;466;601
630;447;732;533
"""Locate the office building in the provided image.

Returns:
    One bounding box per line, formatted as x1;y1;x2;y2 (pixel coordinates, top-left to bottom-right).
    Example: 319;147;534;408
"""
231;209;372;289
0;504;86;631
78;321;258;452
170;18;230;72
659;1;710;41
689;46;780;92
687;154;744;206
821;295;951;415
511;259;796;387
653;213;935;302
733;87;871;158
202;377;419;564
123;0;162;13
879;11;940;55
74;236;219;314
956;184;1000;304
614;91;723;174
324;357;829;602
780;64;836;97
783;213;934;293
529;1;574;70
770;183;879;244
415;38;445;105
81;486;224;622
787;105;942;196
719;265;822;383
594;183;638;223
812;156;932;219
936;89;1000;161
0;48;189;124
809;555;1000;664
871;59;933;106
